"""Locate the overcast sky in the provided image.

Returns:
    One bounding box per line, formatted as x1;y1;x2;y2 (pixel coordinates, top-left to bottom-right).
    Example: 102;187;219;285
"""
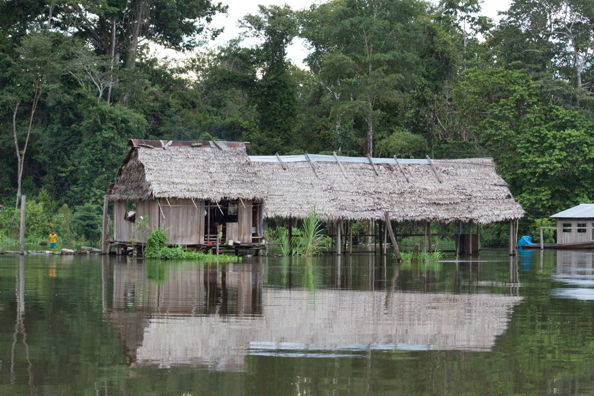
153;0;512;68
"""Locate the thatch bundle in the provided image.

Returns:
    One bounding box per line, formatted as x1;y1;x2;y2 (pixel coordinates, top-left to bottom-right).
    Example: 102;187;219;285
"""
251;155;524;224
107;140;523;224
107;140;264;202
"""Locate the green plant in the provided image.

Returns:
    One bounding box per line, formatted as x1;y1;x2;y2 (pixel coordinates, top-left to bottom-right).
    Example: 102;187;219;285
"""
144;228;241;262
145;228;169;258
295;209;325;256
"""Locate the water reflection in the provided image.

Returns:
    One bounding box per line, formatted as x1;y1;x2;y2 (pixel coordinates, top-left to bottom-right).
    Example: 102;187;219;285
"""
551;251;594;300
106;256;523;370
10;257;33;387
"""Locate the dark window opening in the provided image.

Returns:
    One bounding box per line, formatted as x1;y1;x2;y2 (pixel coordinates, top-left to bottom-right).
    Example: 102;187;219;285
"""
577;223;587;233
562;223;572;233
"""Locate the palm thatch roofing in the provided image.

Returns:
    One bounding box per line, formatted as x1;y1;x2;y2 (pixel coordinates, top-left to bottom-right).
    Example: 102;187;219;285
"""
107;139;264;202
251;154;524;224
107;140;524;224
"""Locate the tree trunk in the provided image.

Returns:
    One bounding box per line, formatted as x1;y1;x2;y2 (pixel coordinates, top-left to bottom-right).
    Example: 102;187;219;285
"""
126;0;148;69
107;18;117;104
366;105;373;157
573;38;583;104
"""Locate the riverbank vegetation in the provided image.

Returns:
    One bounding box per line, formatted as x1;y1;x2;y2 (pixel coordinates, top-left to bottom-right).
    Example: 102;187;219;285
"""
1;0;592;247
144;228;241;262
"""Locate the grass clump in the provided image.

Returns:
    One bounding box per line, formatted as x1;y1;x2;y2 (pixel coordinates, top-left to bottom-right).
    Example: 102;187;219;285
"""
266;209;330;256
144;228;241;262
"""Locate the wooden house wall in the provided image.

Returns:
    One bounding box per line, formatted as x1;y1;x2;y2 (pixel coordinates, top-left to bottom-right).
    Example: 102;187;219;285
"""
160;198;204;245
556;219;594;244
114;201;135;241
136;200;160;243
238;200;253;243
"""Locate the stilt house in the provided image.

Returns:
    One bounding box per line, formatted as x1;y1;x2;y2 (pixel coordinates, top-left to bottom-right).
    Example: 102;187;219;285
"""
103;140;524;253
105;140;266;247
551;204;594;245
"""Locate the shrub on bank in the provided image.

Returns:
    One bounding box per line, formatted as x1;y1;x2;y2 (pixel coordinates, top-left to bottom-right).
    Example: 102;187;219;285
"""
144;228;241;262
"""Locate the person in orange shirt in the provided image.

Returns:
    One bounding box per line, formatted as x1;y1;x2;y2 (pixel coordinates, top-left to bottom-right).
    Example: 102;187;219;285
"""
48;231;58;249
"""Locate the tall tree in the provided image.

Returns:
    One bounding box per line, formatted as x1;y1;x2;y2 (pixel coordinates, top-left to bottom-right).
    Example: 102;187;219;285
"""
496;0;594;105
301;0;427;156
3;33;64;208
241;5;298;153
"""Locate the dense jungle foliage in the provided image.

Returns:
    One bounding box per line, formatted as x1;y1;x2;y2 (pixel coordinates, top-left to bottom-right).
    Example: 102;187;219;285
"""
0;0;593;246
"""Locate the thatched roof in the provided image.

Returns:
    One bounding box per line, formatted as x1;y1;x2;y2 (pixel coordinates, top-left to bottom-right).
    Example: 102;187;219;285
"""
251;155;524;224
107;140;265;202
107;140;524;224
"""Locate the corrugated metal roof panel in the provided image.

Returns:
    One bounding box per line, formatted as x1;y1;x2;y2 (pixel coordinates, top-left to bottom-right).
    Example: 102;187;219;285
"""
551;204;594;218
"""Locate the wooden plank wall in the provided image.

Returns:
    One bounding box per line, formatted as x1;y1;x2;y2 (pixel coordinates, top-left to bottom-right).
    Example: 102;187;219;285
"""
160;198;204;245
136;200;160;243
238;200;253;243
556;220;594;244
114;201;135;241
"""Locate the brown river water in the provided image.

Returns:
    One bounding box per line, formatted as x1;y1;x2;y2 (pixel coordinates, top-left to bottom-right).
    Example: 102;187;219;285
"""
0;249;593;395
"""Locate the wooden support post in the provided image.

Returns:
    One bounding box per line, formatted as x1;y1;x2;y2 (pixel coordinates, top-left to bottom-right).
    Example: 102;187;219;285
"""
207;203;211;243
540;227;544;250
101;196;109;254
425;222;432;252
477;223;481;252
373;220;378;253
349;221;353;254
469;223;473;255
336;220;342;255
509;220;516;256
19;195;26;255
456;221;462;258
384;212;402;262
288;217;293;255
382;221;387;256
216;227;220;255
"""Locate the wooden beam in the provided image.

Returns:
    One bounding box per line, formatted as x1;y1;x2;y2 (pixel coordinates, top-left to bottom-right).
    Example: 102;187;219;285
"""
425;222;432;252
190;198;198;209
19;195;26;255
239;198;246;209
158;199;166;220
304;153;319;177
215;201;224;216
288;217;293;255
332;151;348;179
393;155;410;183
336;220;342;255
426;155;443;183
367;156;379;176
384;212;402;262
382;221;387;256
509;220;516;256
348;221;353;254
540;227;544;250
101;196;109;254
212;140;223;150
275;153;287;170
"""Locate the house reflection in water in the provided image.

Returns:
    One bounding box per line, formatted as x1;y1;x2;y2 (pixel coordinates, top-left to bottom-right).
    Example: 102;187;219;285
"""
551;251;594;300
106;259;523;371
